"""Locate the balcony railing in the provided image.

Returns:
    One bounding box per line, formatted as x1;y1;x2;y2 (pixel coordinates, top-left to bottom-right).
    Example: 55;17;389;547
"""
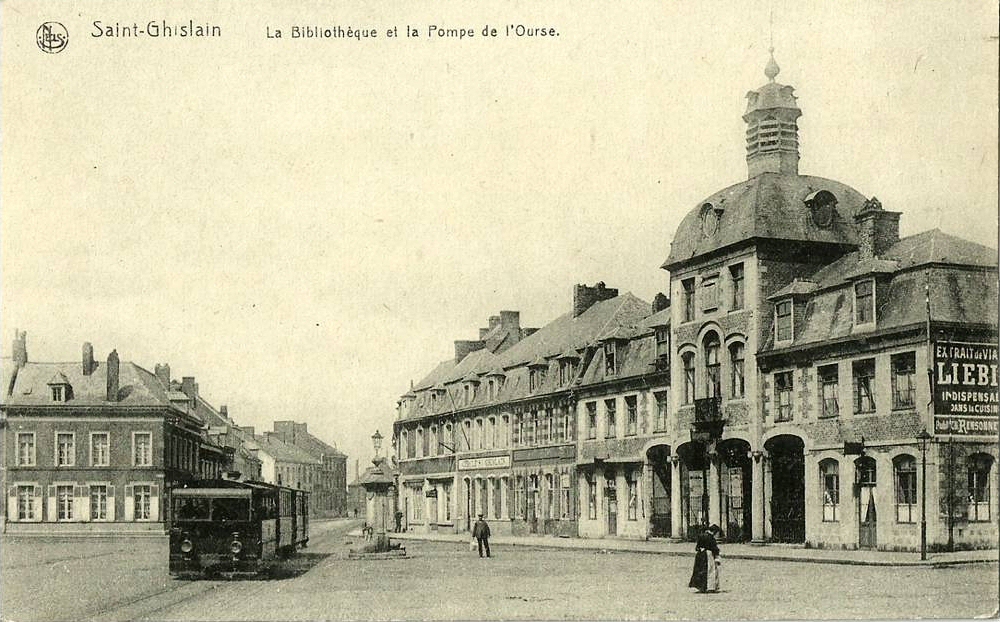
694;397;723;423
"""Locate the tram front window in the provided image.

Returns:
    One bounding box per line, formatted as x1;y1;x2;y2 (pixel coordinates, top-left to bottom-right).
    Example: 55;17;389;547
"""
175;498;210;520
212;498;249;522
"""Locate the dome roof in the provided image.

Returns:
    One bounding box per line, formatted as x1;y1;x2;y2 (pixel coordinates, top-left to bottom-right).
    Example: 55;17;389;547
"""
662;173;868;270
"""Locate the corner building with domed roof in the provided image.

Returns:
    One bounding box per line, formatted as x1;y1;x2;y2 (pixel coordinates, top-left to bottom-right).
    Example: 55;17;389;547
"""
659;55;997;551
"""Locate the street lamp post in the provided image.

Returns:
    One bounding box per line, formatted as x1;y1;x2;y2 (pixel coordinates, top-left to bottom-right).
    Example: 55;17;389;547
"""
917;429;932;561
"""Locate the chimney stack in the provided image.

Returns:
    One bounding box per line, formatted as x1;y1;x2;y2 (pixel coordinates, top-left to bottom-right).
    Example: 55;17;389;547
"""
499;311;520;331
154;363;171;387
454;340;485;364
82;342;96;376
12;330;27;369
854;197;901;260
220;404;229;420
573;282;619;317
181;376;199;407
652;293;670;313
488;315;500;330
106;349;120;401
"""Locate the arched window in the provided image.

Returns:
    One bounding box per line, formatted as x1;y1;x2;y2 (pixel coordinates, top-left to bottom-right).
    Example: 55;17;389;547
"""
820;459;840;522
968;453;993;522
682;352;696;404
894;455;917;523
729;342;745;399
856;456;876;485
704;334;721;399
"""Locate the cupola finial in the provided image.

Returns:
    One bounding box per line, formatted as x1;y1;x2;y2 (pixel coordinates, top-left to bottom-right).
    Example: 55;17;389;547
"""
765;48;780;82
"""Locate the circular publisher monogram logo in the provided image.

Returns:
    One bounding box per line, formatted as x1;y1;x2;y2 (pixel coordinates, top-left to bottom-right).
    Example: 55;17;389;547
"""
36;22;68;54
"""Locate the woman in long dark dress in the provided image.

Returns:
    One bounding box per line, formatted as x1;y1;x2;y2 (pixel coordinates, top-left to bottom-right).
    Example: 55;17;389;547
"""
688;524;721;593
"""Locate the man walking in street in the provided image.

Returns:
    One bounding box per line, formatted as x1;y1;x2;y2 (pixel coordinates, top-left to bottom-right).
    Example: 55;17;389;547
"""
472;514;491;558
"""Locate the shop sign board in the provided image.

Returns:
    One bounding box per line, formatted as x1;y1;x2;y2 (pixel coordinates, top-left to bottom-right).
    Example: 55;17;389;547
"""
933;341;999;436
457;455;510;471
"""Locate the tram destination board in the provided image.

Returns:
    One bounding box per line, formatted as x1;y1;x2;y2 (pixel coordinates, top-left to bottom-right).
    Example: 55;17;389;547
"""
933;341;999;436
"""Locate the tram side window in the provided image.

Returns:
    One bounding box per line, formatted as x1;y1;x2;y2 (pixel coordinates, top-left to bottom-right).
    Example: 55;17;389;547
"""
213;498;249;522
175;497;210;520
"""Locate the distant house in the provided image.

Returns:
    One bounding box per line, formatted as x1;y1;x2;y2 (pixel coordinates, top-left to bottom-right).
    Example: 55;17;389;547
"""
271;421;348;516
241;429;322;494
1;334;227;534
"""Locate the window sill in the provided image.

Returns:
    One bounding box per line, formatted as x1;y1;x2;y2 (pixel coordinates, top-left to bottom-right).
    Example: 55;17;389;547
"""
853;411;877;417
891;406;916;413
818;414;840;420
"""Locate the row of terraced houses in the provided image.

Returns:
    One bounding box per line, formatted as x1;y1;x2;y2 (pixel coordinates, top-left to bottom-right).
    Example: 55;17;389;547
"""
0;337;348;534
391;57;998;551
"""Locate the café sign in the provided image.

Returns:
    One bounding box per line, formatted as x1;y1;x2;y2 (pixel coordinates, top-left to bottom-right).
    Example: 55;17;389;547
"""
933;341;999;436
457;455;510;471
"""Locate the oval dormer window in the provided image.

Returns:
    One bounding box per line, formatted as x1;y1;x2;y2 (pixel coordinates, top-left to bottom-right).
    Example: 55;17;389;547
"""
805;190;837;228
700;202;720;237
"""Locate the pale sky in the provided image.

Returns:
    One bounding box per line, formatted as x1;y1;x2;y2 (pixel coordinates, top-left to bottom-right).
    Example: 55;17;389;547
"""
3;0;998;477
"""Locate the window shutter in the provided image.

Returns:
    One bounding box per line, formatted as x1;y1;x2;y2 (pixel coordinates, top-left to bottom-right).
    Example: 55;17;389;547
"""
76;485;89;522
32;486;42;522
47;485;57;521
107;485;116;521
124;485;135;521
150;485;160;521
6;486;17;522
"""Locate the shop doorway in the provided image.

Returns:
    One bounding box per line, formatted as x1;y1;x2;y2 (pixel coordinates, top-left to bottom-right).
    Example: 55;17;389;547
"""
766;434;805;543
719;439;752;542
856;456;877;549
606;470;618;536
528;475;539;534
677;441;709;539
464;479;471;532
647;445;672;537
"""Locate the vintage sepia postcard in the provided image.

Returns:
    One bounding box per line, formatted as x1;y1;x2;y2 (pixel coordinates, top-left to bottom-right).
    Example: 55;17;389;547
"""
2;0;998;620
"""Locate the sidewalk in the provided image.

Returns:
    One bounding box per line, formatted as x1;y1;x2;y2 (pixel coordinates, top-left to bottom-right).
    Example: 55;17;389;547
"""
352;529;999;567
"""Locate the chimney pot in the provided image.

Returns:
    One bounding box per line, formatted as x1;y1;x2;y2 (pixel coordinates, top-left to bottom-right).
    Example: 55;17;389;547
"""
573;282;619;317
154;363;171;387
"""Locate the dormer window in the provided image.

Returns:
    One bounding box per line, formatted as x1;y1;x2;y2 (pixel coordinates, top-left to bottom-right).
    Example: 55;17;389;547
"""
854;279;875;325
604;342;617;375
47;373;73;402
655;327;670;358
487;378;496;400
529;367;547;393
559;359;576;385
775;299;793;343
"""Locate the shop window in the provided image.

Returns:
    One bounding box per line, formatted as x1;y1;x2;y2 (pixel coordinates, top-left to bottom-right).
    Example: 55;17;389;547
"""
514;477;524;519
16;485;40;521
682;278;696;322
16;433;35;466
704;334;721;399
854;280;875;325
968;454;993;522
730;263;745;310
774;371;793;422
683;352;696;404
90;484;109;521
894;455;917;523
560;472;571;519
654;391;668;432
627;471;638;521
818;364;839;418
820;459;839;522
775;300;793;343
729;343;745;399
56;485;74;521
604;399;617;438
493;479;502;520
853;359;876;414
586;402;597;439
625;396;638;436
891;352;916;410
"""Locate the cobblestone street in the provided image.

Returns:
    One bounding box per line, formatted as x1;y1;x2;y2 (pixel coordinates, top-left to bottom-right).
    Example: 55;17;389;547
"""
2;520;997;621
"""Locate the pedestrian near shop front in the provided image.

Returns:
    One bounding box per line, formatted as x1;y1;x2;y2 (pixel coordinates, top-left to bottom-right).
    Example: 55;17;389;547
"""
688;524;721;593
472;514;491;558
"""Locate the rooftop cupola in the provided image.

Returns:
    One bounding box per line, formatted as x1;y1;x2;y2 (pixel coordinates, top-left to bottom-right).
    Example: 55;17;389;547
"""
743;50;802;178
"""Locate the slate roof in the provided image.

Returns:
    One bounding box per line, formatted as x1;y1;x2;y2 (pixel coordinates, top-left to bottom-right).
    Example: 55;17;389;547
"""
1;358;178;409
662;173;868;269
253;433;322;465
763;231;998;351
401;293;658;420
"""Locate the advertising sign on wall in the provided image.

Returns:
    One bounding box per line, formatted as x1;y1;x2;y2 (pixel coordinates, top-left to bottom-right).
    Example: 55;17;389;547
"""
933;341;999;436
